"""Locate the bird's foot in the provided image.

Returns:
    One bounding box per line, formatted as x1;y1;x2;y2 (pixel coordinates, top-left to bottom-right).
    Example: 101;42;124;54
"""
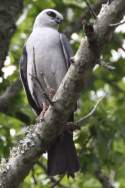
36;104;48;122
48;88;56;99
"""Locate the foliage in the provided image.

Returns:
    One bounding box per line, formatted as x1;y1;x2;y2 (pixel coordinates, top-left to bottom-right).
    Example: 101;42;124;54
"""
0;0;125;187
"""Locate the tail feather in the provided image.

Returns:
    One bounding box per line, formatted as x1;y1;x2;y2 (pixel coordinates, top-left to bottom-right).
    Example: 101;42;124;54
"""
47;119;79;177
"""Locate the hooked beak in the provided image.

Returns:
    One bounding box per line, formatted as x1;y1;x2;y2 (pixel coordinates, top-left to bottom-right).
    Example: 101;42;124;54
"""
55;17;64;24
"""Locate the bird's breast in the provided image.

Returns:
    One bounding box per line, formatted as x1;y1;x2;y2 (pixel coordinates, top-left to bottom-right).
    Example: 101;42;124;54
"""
26;27;67;90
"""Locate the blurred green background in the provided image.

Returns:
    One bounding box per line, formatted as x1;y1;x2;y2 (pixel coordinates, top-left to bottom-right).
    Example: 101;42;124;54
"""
0;0;125;187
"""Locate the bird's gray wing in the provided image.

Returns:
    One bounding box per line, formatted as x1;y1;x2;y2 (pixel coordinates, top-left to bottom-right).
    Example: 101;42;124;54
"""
59;33;73;69
59;33;77;111
19;46;41;115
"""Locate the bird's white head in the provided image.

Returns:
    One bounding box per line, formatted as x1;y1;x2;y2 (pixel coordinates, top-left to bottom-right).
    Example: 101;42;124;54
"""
33;9;64;29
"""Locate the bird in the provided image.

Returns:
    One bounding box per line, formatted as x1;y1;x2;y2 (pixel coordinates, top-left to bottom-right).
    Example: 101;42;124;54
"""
19;9;79;177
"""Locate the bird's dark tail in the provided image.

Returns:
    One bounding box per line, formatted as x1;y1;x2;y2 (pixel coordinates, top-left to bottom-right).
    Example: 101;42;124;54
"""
47;115;79;177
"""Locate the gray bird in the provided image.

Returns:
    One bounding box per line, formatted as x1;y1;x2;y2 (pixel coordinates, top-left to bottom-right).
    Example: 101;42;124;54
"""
20;9;79;177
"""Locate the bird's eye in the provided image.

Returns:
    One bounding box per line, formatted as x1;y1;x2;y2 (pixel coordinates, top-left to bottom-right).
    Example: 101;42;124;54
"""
47;11;56;18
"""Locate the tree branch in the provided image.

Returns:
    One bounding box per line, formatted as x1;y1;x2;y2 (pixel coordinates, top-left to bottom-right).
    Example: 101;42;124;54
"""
0;0;125;187
37;161;67;188
76;96;105;127
95;169;117;188
109;19;125;27
84;0;97;19
0;80;31;123
0;80;21;110
64;0;107;37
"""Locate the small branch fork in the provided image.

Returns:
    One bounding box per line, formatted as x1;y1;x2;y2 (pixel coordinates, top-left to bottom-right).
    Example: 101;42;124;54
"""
37;161;66;188
84;22;115;72
83;1;117;73
84;0;97;19
109;20;125;27
99;61;115;71
76;96;105;127
65;96;105;131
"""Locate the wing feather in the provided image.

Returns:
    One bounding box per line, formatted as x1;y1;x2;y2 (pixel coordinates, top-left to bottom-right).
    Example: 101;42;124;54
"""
19;46;41;115
59;33;73;69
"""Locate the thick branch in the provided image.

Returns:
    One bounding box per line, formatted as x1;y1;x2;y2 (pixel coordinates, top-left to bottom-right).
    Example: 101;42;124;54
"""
64;0;107;37
0;0;125;187
0;80;21;110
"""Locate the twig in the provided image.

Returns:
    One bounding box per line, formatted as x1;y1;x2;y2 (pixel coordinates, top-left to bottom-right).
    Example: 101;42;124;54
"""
31;167;37;185
121;46;125;52
107;0;114;5
51;176;65;188
109;20;125;27
37;161;67;188
107;0;111;5
64;96;105;131
100;61;115;71
76;96;105;127
84;0;97;19
95;169;116;188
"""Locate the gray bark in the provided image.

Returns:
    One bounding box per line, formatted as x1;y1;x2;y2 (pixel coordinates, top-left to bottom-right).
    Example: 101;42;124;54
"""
0;0;125;187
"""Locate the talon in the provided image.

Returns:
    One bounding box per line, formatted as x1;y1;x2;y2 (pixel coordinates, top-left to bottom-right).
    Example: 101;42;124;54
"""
36;103;48;122
48;88;55;99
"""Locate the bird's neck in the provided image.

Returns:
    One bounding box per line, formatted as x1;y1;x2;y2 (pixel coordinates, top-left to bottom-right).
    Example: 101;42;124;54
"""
33;22;59;31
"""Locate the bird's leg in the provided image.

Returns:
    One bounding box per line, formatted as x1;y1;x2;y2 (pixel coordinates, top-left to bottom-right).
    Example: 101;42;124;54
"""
40;73;55;106
37;102;48;122
41;102;48;117
48;88;56;99
37;88;56;122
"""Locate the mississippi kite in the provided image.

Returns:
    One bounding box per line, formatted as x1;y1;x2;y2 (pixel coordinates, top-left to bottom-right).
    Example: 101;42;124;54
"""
20;9;79;177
